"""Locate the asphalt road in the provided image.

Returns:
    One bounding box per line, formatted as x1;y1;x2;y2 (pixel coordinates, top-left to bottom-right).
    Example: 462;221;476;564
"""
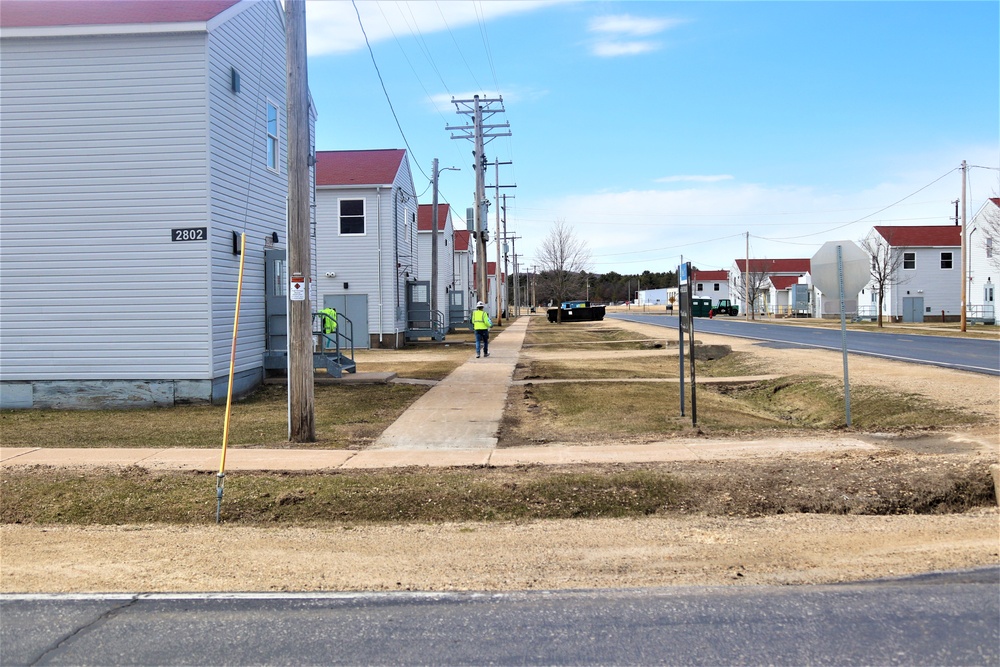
3;568;997;666
611;313;1000;375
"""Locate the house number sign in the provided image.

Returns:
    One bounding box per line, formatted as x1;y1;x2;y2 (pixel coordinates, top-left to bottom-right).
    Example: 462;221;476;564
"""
171;227;207;242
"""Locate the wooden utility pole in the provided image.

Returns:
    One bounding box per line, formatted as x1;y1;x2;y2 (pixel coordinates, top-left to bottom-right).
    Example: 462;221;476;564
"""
490;160;515;323
960;160;968;332
448;95;510;312
744;231;750;321
431;158;440;319
285;0;314;442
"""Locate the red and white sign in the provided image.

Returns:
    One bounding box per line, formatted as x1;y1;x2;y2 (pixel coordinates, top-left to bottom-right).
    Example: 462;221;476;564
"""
290;275;306;301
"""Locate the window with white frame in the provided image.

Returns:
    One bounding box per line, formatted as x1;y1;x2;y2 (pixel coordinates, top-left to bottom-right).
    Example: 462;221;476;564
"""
266;101;278;171
713;283;720;291
903;252;915;270
987;237;994;259
339;199;365;235
940;252;953;269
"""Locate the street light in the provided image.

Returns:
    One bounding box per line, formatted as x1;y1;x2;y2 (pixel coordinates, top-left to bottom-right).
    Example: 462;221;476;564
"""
431;159;460;322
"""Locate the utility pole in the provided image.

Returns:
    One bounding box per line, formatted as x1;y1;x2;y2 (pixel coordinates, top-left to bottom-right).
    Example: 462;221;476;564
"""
500;194;520;320
448;96;510;310
428;159;458;322
744;231;750;321
490;159;515;323
512;252;521;316
285;0;314;442
960;160;968;332
431;158;440;320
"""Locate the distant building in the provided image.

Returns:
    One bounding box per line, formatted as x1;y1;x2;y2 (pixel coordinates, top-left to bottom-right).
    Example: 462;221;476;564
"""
968;198;998;323
452;230;475;328
314;149;417;348
732;259;812;316
417;203;456;333
860;225;961;322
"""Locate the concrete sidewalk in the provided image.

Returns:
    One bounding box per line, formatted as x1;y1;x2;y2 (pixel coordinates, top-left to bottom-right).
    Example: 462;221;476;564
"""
371;316;529;450
0;437;878;472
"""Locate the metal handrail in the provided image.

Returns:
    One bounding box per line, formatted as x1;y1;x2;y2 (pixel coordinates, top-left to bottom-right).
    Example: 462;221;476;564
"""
407;309;447;336
314;311;354;362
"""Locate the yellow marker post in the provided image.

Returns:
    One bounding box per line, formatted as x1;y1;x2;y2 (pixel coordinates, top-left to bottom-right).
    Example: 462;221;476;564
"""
217;231;247;523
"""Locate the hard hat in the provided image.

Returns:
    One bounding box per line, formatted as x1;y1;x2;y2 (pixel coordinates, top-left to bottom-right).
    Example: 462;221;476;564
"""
476;301;485;307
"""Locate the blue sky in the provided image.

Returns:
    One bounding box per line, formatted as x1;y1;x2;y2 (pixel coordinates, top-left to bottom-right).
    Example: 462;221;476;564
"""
304;1;999;275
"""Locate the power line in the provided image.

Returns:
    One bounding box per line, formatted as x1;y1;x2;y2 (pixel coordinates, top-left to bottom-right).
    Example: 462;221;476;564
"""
473;0;501;95
756;167;958;242
435;1;485;92
351;0;430;182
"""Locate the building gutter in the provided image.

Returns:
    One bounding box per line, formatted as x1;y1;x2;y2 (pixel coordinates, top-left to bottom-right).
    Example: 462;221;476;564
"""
377;186;383;345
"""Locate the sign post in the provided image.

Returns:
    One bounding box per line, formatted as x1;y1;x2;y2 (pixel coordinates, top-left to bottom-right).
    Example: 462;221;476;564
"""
677;261;696;425
811;240;870;426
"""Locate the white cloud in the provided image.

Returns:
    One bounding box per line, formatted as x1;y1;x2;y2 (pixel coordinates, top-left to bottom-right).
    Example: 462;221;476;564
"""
587;13;686;58
306;0;565;56
656;175;735;184
591;40;660;57
588;15;684;37
520;174;971;273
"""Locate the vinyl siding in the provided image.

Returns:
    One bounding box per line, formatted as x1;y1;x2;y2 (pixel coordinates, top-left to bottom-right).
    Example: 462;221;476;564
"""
887;246;960;317
0;31;213;380
206;0;287;378
969;202;999;309
314;155;416;343
417;221;455;328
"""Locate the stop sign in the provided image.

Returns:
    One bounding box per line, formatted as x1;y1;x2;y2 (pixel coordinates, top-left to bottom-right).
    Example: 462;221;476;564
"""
810;240;870;298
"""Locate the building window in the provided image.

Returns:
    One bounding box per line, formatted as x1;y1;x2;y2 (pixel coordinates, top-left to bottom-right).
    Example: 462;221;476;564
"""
940;252;953;269
903;252;915;270
987;237;994;259
266;101;279;171
697;283;703;291
339;199;365;235
713;283;720;291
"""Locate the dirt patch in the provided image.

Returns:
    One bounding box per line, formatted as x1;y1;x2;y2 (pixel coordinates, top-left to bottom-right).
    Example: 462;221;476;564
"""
3;315;998;593
3;511;997;592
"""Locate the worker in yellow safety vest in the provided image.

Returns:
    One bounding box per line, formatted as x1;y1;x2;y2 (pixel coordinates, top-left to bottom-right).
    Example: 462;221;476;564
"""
471;301;492;358
319;307;337;349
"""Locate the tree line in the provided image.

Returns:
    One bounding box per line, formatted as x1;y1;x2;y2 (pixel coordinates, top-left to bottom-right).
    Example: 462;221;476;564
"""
526;220;680;306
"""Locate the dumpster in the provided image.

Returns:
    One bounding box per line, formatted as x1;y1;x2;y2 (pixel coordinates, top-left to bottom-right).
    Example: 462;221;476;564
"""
691;297;713;317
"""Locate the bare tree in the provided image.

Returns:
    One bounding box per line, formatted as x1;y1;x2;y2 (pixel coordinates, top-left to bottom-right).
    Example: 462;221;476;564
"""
738;259;773;320
860;229;905;328
535;220;591;322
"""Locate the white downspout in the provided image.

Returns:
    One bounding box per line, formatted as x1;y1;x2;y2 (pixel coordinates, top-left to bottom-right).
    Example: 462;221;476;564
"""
377;187;383;346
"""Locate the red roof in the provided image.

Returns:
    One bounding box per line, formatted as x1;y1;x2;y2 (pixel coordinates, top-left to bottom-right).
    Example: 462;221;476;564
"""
769;276;801;290
991;198;1000;207
315;150;406;187
734;258;811;274
0;0;241;27
454;230;472;251
873;225;960;247
693;270;729;281
417;204;451;232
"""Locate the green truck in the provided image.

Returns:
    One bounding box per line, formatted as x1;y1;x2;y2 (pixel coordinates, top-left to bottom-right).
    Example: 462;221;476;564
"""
711;299;739;316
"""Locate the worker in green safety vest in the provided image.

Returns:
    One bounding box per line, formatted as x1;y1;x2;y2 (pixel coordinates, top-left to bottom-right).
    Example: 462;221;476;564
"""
471;301;492;358
319;307;337;349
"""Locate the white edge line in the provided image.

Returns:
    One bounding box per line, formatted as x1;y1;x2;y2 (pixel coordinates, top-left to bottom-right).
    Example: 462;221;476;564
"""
1;592;500;602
